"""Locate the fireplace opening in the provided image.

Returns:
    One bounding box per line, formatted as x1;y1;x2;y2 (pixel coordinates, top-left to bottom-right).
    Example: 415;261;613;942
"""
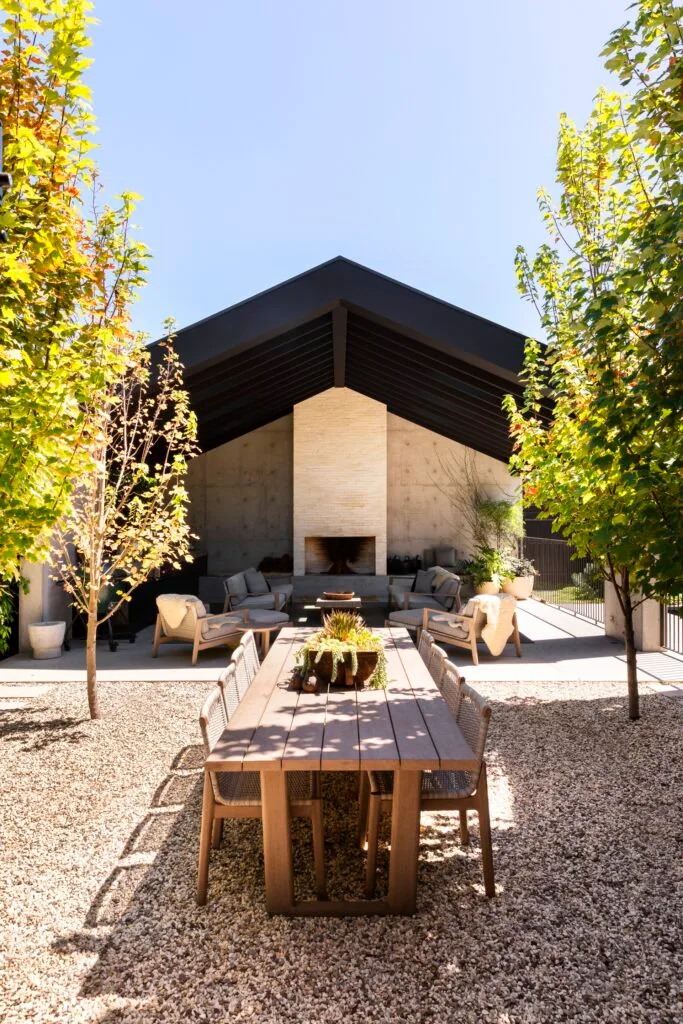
305;536;375;575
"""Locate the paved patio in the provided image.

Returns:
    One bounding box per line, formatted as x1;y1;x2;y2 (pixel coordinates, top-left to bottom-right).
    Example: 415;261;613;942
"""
1;599;681;693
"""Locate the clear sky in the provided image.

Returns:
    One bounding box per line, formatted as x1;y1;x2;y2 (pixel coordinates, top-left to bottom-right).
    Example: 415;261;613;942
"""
88;0;632;341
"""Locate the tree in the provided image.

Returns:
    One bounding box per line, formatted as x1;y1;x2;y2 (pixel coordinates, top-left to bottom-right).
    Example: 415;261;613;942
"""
505;0;683;720
50;328;199;719
0;1;148;589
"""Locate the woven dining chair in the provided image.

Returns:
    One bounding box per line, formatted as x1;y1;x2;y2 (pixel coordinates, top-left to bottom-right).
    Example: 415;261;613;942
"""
238;629;260;691
427;643;450;689
417;628;435;664
230;645;252;701
197;686;327;905
217;662;241;719
361;666;495;899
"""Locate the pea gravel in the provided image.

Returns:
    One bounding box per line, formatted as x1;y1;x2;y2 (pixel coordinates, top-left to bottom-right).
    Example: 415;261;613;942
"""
1;678;682;1024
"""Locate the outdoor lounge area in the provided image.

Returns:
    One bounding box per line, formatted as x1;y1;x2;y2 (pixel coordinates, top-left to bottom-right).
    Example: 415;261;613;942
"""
3;2;683;1019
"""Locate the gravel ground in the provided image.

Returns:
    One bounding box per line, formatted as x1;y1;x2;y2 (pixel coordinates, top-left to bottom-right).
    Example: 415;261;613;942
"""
1;677;682;1024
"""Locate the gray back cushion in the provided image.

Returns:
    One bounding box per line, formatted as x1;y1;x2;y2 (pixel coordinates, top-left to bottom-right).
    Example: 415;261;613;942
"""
434;545;456;566
227;572;247;596
412;569;436;593
244;568;269;594
434;576;462;609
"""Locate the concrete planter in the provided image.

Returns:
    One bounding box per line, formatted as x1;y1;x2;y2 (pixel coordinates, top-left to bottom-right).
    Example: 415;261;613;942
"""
502;575;535;600
475;581;500;596
27;620;66;660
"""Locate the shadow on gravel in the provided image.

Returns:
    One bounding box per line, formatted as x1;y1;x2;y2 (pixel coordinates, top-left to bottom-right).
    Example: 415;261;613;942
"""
52;692;683;1024
0;709;89;750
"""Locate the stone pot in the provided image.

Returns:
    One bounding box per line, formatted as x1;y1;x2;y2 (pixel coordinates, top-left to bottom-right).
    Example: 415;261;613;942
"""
27;620;66;660
475;581;500;596
312;650;379;689
502;575;535;600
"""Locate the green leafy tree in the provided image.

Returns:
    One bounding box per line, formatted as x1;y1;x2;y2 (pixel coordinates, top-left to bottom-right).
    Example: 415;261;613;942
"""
0;1;148;599
50;329;199;719
505;0;683;720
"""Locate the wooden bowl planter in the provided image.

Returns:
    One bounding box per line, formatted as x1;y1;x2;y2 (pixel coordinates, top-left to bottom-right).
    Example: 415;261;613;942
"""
311;649;379;689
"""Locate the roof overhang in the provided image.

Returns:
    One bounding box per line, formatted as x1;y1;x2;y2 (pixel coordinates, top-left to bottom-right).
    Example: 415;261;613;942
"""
151;257;528;463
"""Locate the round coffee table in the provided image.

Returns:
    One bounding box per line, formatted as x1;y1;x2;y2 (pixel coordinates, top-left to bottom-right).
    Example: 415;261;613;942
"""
238;609;289;655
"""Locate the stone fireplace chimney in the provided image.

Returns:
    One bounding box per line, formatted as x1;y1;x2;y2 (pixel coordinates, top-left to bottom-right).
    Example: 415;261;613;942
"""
292;388;387;576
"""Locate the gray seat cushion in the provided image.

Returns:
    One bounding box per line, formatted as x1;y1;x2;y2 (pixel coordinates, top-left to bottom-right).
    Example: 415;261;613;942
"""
434;546;457;567
234;594;281;610
247;609;289;626
387;609;424;630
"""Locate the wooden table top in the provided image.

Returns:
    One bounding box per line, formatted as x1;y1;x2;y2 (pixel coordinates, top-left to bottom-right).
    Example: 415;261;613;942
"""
205;627;477;774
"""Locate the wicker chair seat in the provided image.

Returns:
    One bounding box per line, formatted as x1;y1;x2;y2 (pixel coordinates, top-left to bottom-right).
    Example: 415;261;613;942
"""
214;770;316;807
368;768;477;800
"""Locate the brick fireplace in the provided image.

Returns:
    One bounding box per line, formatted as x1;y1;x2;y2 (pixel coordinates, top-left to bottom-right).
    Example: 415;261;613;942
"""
293;388;387;576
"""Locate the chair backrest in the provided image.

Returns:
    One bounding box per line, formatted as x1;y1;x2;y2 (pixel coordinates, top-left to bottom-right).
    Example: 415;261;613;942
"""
217;662;240;719
231;644;251;700
156;594;206;640
417;628;435;664
199;686;227;755
428;644;449;688
455;681;491;767
439;661;465;718
238;630;260;689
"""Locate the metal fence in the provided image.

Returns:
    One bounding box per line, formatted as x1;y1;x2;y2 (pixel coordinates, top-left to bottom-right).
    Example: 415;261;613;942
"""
661;593;683;655
523;536;605;626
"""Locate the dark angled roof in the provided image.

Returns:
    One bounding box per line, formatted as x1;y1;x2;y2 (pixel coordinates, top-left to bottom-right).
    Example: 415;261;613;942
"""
153;256;528;462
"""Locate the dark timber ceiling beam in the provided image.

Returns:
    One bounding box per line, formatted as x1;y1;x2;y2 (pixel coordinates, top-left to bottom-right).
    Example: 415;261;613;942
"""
332;305;347;386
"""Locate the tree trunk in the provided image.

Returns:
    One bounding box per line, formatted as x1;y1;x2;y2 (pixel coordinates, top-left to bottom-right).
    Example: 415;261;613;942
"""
86;592;100;720
622;586;640;721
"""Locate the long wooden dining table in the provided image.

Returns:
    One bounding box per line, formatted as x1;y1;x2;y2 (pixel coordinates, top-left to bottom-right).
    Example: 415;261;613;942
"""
204;626;477;916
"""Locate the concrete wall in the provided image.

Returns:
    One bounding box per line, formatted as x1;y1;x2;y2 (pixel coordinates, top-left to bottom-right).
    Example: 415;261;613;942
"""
293;389;387;575
386;414;516;560
185;395;516;577
186;416;293;575
18;559;72;653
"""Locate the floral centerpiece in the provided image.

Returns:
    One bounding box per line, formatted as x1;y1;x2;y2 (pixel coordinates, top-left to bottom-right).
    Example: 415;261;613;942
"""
295;611;388;689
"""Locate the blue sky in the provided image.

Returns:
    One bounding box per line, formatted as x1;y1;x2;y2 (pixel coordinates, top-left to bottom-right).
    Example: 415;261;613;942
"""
89;0;631;341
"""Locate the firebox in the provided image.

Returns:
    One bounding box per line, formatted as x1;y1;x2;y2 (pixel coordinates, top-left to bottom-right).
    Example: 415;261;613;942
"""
304;537;376;575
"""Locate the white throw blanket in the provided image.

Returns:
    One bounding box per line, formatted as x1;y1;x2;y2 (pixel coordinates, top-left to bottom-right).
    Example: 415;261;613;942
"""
157;594;194;631
472;593;517;656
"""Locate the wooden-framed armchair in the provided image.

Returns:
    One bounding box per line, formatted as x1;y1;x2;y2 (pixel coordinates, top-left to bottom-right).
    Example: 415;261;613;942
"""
152;594;248;665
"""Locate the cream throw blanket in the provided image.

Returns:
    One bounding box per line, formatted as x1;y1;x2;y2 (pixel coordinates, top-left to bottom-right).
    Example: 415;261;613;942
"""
466;593;517;656
157;594;200;631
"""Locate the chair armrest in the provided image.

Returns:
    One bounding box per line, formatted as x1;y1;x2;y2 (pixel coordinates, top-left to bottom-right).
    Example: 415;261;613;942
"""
224;591;250;611
422;606;472;629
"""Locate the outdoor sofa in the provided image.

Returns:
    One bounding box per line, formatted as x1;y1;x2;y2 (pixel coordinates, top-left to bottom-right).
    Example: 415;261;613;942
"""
223;567;292;612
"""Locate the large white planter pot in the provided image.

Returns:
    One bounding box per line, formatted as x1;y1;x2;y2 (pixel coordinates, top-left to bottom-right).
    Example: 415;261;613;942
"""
475;581;500;596
27;620;66;660
502;575;535;600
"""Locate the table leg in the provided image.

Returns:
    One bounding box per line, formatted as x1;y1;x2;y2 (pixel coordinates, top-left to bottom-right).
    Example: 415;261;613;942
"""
387;769;422;914
260;771;294;913
261;629;271;657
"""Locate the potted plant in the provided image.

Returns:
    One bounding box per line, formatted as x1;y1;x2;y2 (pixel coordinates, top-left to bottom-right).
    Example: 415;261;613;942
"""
295;611;388;689
466;547;508;595
502;556;539;600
